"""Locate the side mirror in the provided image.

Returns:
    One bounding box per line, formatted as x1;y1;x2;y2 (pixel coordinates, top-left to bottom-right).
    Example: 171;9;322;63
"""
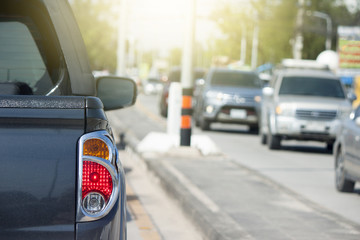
262;87;274;97
347;92;357;102
96;76;137;111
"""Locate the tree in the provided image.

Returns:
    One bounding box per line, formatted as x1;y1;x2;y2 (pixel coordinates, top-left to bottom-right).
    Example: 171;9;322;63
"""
254;0;297;64
70;0;118;72
210;0;297;66
168;48;182;67
209;0;357;65
209;4;246;63
302;0;356;59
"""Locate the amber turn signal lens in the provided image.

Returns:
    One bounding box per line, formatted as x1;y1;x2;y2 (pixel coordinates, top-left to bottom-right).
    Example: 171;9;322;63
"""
83;138;109;160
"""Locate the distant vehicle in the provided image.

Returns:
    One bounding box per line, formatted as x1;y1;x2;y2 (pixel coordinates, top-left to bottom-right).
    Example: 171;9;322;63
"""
334;106;360;192
92;70;110;78
159;67;205;117
193;68;262;131
143;77;163;95
260;59;355;150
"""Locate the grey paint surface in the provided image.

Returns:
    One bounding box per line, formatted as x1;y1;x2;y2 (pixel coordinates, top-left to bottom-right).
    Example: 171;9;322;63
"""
0;107;84;239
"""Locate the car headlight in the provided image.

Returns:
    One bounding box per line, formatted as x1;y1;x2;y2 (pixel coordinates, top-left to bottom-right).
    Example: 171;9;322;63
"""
254;95;261;103
350;111;356;120
206;91;224;101
275;104;293;116
206;105;215;113
216;93;224;101
338;107;352;119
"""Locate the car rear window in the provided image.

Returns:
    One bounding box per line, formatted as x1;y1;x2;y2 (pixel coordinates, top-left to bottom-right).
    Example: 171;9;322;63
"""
147;78;161;83
168;69;205;83
0;0;66;95
0;21;51;93
279;77;345;98
211;71;261;88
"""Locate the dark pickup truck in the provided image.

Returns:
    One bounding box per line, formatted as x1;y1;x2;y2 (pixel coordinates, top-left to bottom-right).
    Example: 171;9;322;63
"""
0;0;135;239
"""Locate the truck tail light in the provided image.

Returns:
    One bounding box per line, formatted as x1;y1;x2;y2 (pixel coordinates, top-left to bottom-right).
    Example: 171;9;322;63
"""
77;131;120;222
82;161;113;214
83;138;110;160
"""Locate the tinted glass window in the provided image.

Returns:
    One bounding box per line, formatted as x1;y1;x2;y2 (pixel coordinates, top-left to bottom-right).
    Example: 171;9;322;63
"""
211;71;261;88
194;70;205;80
0;0;68;95
0;21;51;92
168;69;205;83
148;78;161;83
168;70;181;82
279;77;345;98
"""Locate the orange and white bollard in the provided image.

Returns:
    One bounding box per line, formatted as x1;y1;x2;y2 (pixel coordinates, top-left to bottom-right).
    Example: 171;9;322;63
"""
180;88;193;146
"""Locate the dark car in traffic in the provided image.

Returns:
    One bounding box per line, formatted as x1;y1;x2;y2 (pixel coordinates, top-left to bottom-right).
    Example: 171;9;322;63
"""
159;67;206;117
0;0;135;239
193;68;262;131
143;77;163;95
334;105;360;193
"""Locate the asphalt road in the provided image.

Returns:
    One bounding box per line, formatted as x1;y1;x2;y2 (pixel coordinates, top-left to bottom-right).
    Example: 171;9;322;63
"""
137;92;360;226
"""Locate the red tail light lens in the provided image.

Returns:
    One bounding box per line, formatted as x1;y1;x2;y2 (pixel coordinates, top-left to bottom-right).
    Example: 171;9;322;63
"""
82;161;113;201
82;161;113;214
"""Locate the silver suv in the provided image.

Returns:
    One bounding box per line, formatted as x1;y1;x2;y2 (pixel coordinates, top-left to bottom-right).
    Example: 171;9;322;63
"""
260;59;354;150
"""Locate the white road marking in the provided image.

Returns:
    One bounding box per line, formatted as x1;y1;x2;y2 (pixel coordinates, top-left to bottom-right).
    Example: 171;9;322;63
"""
162;160;220;213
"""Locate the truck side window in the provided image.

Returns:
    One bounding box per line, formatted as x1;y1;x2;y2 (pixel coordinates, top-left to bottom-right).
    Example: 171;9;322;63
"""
0;20;52;94
0;0;71;96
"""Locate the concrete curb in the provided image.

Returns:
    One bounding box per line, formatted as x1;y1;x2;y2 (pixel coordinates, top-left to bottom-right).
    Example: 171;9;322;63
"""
121;129;253;240
144;156;254;240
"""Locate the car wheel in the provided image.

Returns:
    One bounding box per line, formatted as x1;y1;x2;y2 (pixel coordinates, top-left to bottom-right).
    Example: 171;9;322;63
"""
268;134;281;150
200;118;210;131
335;148;355;192
326;142;334;152
193;112;200;127
259;125;267;145
249;125;259;134
260;133;267;145
195;118;200;127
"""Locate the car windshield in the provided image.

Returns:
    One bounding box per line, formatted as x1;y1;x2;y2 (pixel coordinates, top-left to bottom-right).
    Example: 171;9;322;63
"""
279;76;345;98
211;71;261;88
148;78;161;83
168;69;205;83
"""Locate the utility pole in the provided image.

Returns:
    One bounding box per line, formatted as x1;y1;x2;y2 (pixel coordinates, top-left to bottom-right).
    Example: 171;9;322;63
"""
251;19;259;69
293;0;304;59
116;0;127;76
311;11;332;50
240;23;246;65
180;0;196;146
